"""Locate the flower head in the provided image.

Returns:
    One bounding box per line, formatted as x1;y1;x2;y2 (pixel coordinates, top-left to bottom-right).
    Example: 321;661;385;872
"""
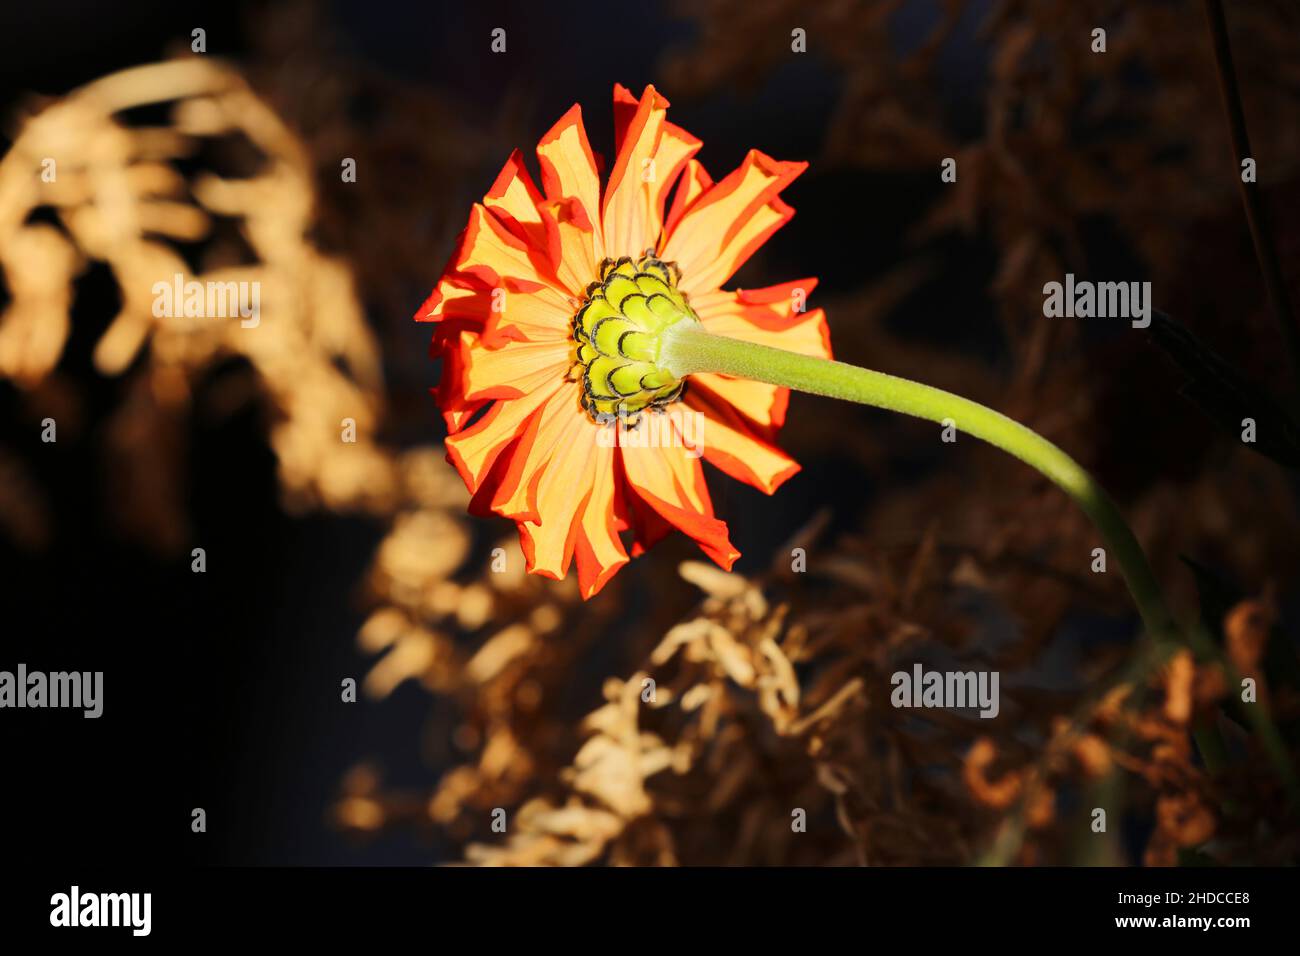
417;84;831;598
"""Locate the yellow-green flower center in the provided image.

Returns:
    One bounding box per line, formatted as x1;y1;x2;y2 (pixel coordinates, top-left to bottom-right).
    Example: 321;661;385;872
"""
571;252;700;425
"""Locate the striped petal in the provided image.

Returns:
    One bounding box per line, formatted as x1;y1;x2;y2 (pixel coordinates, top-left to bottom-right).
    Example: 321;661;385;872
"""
455;203;563;294
661;150;806;294
685;387;800;494
694;280;831;359
664;158;713;236
539;196;598;299
602;84;670;259
445;380;561;493
537;105;604;254
573;443;629;597
461;337;572;402
483;149;547;245
517;410;600;579
620;429;739;569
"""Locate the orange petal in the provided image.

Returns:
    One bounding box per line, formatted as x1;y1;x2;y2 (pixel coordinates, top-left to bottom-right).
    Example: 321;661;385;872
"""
455;203;563;294
414;271;484;323
461;337;572;401
702;306;832;361
626;502;673;558
694;283;832;360
445;380;561;493
664;158;713;236
685;388;800;494
517;410;600;579
432;324;487;434
483;149;546;243
539;197;598;299
490;382;587;523
537;104;604;254
573;443;630;598
620;431;739;569
661;150;806;294
649;121;701;243
691;373;790;433
604;84;701;259
423;277;571;347
494;284;575;343
611;83;642;152
601;84;670;259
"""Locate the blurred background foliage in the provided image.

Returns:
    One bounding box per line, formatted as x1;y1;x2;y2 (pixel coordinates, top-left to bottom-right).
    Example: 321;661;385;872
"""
1;0;1298;865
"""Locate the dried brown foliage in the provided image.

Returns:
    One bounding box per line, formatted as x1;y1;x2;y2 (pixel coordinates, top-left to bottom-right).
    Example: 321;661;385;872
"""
0;57;394;542
349;517;1296;866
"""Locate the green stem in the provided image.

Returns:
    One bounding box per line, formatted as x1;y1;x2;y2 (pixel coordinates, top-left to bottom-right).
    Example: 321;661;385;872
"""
664;322;1177;642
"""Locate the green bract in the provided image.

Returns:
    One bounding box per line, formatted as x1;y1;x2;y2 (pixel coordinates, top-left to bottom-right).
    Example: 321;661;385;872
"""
572;253;700;425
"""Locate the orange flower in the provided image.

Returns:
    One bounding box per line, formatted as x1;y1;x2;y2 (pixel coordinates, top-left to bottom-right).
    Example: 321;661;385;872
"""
416;84;831;598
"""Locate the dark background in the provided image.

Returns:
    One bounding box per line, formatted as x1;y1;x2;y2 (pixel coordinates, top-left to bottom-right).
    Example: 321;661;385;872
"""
1;0;1296;868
